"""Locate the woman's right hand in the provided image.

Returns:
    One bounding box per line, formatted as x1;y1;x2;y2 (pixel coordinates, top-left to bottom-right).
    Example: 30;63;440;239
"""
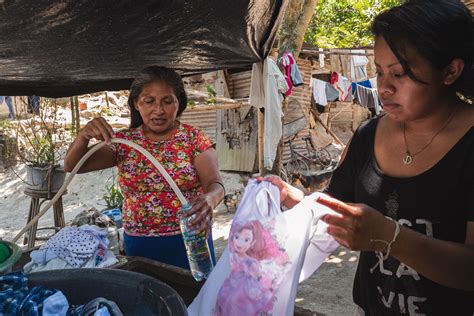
257;175;305;208
79;117;114;144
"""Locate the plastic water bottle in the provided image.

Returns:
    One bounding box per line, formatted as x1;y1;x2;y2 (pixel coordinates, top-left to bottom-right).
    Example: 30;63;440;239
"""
179;204;214;281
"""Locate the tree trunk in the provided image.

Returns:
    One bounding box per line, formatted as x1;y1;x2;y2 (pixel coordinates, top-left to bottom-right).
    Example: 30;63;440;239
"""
270;0;318;176
278;0;319;58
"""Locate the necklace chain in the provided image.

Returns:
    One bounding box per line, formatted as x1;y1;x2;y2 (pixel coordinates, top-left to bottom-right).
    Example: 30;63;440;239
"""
402;107;458;165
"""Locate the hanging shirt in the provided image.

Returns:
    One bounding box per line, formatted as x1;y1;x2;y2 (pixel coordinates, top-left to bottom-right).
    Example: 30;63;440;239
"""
188;180;339;316
355;85;382;115
249;58;289;170
331;72;353;102
350;50;369;82
312;78;328;106
280;53;294;96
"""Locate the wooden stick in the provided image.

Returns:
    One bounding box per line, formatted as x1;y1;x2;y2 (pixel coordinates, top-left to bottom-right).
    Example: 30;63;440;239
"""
312;110;345;146
185;102;244;112
258;109;264;175
186;89;239;104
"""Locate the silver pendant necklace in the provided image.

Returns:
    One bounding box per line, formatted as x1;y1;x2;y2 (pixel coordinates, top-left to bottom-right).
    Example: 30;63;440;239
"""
402;107;458;166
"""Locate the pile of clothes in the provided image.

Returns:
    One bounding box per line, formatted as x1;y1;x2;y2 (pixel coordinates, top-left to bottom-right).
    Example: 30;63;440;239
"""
0;271;122;315
24;225;118;273
24;208;120;273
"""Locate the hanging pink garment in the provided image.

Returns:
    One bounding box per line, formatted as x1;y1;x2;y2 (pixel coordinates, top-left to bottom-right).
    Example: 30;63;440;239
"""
280;52;294;96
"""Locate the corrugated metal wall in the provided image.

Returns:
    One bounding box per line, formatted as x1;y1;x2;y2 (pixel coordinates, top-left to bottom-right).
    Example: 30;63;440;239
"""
215;70;257;172
282;58;314;164
180;110;217;142
228;71;252;99
224;60;316;167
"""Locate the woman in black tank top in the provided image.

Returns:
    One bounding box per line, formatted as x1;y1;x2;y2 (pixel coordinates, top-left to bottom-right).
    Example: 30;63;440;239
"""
265;1;474;315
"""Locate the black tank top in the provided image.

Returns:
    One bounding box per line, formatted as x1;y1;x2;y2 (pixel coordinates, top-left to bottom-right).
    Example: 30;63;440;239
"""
326;117;474;315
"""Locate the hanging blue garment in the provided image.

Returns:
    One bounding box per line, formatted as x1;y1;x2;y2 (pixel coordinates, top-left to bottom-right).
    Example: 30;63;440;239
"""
351;80;372;94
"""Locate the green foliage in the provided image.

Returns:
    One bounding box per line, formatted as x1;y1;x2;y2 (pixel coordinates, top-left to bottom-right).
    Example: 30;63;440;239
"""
187;100;196;108
103;174;123;210
304;0;403;48
206;85;217;98
0;118;12;130
100;107;113;117
32;134;54;166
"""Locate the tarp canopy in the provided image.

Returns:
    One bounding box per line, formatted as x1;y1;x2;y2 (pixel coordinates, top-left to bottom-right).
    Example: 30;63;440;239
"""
0;0;287;97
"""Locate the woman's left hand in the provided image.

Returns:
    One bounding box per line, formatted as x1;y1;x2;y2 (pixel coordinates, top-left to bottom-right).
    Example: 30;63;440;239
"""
317;195;396;252
186;194;214;237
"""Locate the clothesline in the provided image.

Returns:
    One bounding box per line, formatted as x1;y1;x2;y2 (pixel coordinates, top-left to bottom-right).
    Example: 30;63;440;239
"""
301;49;374;57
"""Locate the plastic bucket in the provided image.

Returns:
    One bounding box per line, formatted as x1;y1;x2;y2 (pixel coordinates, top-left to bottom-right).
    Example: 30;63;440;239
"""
27;268;187;315
102;208;122;228
0;240;22;275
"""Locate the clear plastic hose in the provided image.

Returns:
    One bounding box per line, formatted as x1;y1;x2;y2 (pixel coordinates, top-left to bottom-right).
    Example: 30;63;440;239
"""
12;138;188;243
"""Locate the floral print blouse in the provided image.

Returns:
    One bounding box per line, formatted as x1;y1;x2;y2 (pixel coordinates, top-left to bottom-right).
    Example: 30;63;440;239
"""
111;122;214;236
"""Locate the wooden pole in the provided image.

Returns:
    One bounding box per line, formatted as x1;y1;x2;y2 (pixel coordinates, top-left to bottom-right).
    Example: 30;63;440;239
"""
73;96;80;134
186;89;239;104
257;109;264;175
70;97;76;135
312;111;345;146
186;103;243;112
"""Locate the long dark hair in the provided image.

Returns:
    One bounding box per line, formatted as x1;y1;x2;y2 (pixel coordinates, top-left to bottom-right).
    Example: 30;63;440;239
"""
372;0;473;100
128;66;188;128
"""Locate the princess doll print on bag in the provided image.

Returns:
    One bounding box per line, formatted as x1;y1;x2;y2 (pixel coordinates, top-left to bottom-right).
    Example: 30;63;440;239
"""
214;220;290;316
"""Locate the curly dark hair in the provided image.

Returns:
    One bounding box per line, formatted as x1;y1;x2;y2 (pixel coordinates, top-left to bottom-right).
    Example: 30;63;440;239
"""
128;66;188;128
372;0;473;100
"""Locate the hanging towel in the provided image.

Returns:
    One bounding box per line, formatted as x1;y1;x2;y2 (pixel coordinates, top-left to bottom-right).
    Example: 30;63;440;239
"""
288;53;303;87
249;58;289;170
355;85;382;115
326;83;339;102
369;77;377;90
331;72;353;102
350;50;369;82
312;79;328;106
188;180;339;316
280;53;294;96
318;48;325;68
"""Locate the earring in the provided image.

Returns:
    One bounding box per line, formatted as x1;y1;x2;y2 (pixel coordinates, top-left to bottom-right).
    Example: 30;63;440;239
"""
456;92;473;105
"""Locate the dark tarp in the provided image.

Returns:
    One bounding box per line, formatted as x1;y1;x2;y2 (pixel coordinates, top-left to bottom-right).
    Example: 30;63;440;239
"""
0;0;287;97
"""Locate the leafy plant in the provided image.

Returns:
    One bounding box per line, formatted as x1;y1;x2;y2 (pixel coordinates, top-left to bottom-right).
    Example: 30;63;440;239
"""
187;100;196;108
103;174;123;210
304;0;403;48
10;98;69;168
206;85;217;105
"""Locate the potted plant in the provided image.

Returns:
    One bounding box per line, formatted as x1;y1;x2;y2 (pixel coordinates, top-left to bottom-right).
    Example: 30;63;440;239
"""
11;98;69;193
102;174;123;228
